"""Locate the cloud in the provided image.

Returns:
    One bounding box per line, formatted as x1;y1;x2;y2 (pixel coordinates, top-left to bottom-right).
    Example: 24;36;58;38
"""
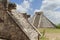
21;0;30;9
16;0;32;13
34;9;41;13
34;0;60;24
24;0;34;2
41;0;60;11
41;0;60;24
16;4;27;13
43;11;60;24
29;0;34;2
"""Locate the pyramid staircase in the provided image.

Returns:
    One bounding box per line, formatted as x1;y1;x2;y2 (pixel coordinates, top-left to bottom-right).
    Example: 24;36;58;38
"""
7;10;42;40
29;12;56;28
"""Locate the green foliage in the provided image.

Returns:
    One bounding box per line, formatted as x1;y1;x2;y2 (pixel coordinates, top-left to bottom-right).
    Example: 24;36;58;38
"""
38;28;60;33
56;24;60;29
38;28;60;40
40;36;49;40
40;29;49;40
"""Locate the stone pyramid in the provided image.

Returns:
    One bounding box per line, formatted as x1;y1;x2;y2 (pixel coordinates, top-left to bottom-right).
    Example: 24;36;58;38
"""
0;0;41;40
29;12;56;28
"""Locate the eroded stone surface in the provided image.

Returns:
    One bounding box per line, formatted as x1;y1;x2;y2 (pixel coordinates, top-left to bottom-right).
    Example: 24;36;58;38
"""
29;12;56;28
0;0;40;40
9;10;39;40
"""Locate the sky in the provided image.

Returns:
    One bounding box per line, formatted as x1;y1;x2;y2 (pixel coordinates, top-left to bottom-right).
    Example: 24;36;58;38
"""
10;0;60;24
10;0;42;15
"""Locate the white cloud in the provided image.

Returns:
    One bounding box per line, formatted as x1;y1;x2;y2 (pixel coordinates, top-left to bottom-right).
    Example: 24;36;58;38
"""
24;0;34;2
21;0;30;9
41;0;60;11
16;0;32;13
34;9;41;13
41;0;60;24
34;0;60;24
43;11;60;24
29;0;34;2
16;4;27;13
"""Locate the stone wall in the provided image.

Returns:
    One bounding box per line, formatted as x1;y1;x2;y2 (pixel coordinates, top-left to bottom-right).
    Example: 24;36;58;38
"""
0;0;40;40
0;11;30;40
29;12;55;28
0;1;30;40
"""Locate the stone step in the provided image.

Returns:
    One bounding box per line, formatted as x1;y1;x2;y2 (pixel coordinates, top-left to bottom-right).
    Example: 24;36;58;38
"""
7;10;41;40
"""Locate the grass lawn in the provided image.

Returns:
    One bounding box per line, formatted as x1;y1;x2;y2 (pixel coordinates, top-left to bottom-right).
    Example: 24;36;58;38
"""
38;28;60;40
38;28;60;33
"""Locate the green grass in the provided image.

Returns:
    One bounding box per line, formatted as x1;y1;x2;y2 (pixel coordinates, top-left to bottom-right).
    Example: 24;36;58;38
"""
40;36;49;40
38;28;60;33
38;28;60;40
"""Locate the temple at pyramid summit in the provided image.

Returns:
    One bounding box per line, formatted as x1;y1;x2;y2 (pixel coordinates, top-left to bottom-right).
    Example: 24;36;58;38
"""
29;12;56;28
0;0;41;40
